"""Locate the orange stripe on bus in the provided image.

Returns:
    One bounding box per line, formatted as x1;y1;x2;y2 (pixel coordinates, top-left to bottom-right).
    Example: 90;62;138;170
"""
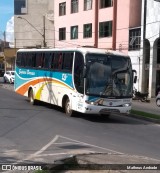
16;78;73;95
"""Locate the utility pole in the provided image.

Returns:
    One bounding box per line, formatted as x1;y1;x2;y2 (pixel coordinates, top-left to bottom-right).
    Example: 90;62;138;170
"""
3;31;6;50
43;15;46;47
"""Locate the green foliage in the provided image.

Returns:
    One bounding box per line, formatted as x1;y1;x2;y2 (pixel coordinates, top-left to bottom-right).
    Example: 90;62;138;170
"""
34;170;49;173
131;110;160;120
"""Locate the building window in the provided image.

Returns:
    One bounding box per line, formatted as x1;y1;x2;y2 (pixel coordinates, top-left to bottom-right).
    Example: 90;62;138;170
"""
84;0;92;11
99;21;112;38
71;26;78;39
83;23;92;38
129;28;141;51
71;0;78;13
14;0;27;15
59;28;66;40
100;0;113;9
59;2;66;16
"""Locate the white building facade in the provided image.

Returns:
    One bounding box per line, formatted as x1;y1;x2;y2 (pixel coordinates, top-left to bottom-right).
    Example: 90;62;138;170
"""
140;0;160;97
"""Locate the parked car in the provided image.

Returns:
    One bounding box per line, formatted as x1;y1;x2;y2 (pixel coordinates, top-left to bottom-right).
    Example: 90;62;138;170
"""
3;71;15;84
156;92;160;107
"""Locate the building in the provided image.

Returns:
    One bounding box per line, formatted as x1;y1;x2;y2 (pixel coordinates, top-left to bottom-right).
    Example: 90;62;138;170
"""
15;0;160;96
54;0;142;90
0;39;10;75
140;0;160;97
14;0;54;48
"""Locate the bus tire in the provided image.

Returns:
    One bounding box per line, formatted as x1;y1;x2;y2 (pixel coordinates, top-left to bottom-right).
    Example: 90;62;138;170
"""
65;98;73;117
3;77;6;83
10;79;12;84
28;89;36;105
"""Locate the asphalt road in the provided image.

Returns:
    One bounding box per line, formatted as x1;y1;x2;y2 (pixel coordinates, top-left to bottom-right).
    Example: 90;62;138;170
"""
0;84;160;165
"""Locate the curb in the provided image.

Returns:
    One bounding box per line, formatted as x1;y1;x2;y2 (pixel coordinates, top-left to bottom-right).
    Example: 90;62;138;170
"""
128;113;160;124
28;153;160;173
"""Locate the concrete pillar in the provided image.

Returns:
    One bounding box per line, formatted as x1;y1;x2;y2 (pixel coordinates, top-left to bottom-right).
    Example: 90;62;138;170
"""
140;40;146;93
148;46;157;98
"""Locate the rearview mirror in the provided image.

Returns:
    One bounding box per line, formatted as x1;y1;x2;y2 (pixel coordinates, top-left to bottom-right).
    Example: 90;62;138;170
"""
134;76;137;83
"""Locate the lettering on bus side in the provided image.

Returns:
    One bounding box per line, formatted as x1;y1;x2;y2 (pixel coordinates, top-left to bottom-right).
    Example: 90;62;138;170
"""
62;74;68;81
19;69;35;76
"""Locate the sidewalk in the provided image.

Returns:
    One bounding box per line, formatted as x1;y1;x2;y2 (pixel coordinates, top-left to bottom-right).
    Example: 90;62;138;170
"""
26;153;160;173
132;98;160;116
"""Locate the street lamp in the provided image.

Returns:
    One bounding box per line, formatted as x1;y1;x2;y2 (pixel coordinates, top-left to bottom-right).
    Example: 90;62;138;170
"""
17;16;46;47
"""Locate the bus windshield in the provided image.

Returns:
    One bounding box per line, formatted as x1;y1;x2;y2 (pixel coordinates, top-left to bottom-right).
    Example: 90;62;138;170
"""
86;53;133;98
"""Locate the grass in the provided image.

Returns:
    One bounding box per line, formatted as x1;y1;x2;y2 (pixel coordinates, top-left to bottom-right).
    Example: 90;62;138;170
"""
131;109;160;120
34;171;49;173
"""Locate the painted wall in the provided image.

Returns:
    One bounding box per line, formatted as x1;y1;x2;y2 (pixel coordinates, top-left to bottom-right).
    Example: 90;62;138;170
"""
116;0;130;53
129;0;142;28
54;0;114;48
54;0;95;48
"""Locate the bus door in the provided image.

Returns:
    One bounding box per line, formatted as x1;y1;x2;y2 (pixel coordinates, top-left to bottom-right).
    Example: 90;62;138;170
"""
72;52;85;111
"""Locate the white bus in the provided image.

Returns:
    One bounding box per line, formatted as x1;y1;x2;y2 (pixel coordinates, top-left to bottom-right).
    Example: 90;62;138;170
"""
15;47;136;116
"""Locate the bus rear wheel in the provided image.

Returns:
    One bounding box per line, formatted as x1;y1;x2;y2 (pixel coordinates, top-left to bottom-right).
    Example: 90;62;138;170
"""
65;98;73;117
28;89;36;105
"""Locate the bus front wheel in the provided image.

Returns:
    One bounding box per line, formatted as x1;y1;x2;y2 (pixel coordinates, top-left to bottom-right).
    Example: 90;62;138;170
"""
28;89;36;105
65;98;73;117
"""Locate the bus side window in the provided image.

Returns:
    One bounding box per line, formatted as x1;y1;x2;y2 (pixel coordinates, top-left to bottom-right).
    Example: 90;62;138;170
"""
62;53;73;72
26;53;32;67
32;53;36;67
41;53;45;68
43;53;53;69
16;53;22;67
21;53;27;67
58;53;63;69
36;53;40;68
53;52;62;70
36;53;44;68
51;53;55;69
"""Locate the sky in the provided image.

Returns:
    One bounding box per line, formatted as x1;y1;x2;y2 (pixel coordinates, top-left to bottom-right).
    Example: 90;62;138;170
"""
0;0;14;43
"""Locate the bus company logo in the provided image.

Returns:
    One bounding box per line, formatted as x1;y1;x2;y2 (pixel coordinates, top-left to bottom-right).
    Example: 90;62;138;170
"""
19;69;35;76
62;74;67;81
109;102;113;106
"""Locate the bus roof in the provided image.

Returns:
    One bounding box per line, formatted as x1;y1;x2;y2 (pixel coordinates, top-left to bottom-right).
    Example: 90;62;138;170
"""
17;47;129;57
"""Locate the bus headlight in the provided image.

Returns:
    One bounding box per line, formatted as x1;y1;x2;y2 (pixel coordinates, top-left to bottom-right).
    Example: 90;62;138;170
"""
123;103;131;107
85;100;98;105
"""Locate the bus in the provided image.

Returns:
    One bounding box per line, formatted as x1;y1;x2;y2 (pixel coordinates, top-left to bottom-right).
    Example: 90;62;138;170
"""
15;48;136;117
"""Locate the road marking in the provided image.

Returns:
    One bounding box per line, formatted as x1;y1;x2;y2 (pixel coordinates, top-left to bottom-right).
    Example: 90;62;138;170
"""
25;135;59;161
59;135;123;154
53;142;80;145
12;134;160;164
21;134;123;163
35;153;68;157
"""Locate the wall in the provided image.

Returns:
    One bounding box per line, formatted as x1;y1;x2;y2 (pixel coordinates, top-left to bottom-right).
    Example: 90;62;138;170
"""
129;0;142;28
116;0;130;53
14;0;54;48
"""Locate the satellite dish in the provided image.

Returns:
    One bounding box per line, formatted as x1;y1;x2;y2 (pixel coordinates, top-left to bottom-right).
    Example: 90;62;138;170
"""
45;10;54;21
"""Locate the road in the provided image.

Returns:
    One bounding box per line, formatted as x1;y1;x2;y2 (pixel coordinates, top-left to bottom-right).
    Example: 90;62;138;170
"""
0;83;160;165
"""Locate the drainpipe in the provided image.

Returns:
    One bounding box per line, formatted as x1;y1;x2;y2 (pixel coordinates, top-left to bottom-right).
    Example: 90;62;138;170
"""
112;0;117;50
94;0;98;48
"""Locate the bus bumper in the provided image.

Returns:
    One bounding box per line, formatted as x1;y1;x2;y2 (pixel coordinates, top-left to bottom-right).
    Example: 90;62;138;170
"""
82;104;131;115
